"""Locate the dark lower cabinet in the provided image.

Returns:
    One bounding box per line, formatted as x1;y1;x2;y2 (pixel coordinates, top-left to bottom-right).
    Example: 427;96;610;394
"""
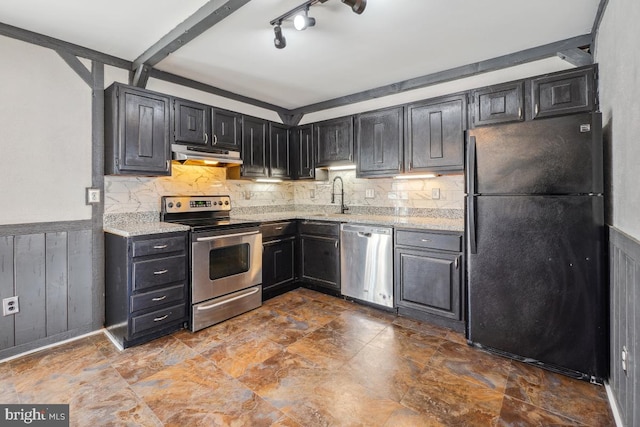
261;221;297;300
394;228;463;331
105;231;188;348
105;83;171;176
299;221;340;292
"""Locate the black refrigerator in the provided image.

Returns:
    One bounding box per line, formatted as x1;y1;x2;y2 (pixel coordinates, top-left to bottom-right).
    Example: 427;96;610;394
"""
465;112;607;381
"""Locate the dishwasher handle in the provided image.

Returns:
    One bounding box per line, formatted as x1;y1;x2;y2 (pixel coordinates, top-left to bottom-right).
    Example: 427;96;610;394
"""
341;224;392;236
357;232;372;238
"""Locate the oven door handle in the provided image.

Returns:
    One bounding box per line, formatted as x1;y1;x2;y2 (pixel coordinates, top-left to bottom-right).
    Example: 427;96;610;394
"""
196;287;261;311
195;230;259;242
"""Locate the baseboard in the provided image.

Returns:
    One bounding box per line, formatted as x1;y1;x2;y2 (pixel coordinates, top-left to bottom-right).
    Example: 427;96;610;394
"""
0;329;103;364
605;382;625;427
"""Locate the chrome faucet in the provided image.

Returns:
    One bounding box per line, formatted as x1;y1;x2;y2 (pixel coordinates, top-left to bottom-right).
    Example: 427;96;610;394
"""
331;176;349;214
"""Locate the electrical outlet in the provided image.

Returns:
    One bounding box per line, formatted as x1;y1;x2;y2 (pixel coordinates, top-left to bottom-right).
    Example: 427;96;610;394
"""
432;188;441;199
309;189;315;199
2;296;19;316
86;188;100;204
365;189;375;199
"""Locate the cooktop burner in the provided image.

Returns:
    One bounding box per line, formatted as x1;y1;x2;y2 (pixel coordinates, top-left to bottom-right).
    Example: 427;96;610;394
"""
160;195;258;231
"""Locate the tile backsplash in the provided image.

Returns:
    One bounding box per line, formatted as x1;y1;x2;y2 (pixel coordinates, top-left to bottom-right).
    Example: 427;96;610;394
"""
104;164;464;217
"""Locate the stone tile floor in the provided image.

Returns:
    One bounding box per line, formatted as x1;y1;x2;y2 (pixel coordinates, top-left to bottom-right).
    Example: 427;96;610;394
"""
0;288;615;426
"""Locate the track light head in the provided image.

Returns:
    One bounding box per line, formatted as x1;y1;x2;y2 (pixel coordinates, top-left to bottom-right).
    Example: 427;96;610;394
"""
273;25;286;49
294;10;316;31
341;0;366;14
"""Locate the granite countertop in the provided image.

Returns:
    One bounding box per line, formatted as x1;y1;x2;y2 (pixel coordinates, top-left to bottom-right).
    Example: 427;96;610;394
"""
104;222;190;237
233;211;464;232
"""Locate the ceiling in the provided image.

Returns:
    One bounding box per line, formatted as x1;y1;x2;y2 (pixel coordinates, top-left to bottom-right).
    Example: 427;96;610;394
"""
0;0;601;114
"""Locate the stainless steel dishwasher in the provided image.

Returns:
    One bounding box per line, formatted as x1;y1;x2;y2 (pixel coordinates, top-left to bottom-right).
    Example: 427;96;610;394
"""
340;224;393;308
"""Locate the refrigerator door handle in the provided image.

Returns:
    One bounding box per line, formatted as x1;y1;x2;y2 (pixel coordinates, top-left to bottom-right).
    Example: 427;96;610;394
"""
468;195;477;254
467;135;477;195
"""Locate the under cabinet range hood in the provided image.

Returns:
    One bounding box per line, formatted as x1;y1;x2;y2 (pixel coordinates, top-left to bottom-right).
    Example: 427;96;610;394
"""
171;144;243;166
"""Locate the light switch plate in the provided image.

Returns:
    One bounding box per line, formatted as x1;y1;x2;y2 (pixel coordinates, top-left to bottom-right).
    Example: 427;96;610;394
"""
432;188;440;200
86;188;100;204
365;189;375;199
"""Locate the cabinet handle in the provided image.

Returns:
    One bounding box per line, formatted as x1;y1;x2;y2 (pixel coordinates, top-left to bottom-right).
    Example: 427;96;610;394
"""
212;134;218;145
153;269;169;275
166;160;170;171
152;295;167;301
534;104;539;116
421;239;431;242
518;107;522;118
309;170;313;177
455;257;459;269
204;133;208;144
275;226;284;230
334;241;339;248
153;244;168;249
153;314;169;322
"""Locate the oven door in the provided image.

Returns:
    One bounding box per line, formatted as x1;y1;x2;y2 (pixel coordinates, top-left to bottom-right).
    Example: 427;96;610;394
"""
191;228;262;303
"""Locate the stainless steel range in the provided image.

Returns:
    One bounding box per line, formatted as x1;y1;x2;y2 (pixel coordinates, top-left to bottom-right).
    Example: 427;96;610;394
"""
161;195;262;332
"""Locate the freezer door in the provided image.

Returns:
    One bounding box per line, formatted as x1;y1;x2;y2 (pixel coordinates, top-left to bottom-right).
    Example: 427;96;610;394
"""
466;195;607;378
467;113;603;195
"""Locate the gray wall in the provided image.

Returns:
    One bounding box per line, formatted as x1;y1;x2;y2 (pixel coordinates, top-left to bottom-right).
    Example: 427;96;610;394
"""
595;0;640;425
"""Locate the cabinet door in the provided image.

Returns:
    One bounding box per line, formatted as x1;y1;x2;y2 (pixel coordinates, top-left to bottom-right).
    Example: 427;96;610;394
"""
300;234;340;291
356;106;403;177
531;67;595;119
117;87;171;175
173;99;209;145
395;247;461;320
262;236;296;291
212;108;241;150
405;95;465;172
470;81;524;127
315;117;354;167
291;125;315;179
241;116;268;178
270;123;291;179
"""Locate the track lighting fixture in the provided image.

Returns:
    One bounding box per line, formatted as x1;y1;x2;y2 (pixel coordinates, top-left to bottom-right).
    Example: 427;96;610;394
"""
269;0;366;49
294;9;316;31
273;24;286;49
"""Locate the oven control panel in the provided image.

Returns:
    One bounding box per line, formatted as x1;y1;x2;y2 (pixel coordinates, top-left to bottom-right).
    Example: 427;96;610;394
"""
162;196;231;213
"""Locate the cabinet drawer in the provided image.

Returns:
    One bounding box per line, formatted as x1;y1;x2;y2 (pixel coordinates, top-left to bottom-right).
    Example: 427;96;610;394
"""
260;221;297;240
130;284;185;313
299;221;340;237
132;255;186;291
131;304;185;335
396;230;461;252
132;235;185;257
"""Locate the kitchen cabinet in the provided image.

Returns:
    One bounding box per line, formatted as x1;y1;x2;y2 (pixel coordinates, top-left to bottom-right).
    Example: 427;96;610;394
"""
469;81;524;127
291;125;316;180
405;94;466;173
240;116;269;178
299;221;340;293
530;66;595;119
211;108;242;150
356;106;404;177
261;221;298;300
105;231;188;348
105;83;171;176
394;228;463;331
269;123;292;179
173;98;208;145
315;116;354;167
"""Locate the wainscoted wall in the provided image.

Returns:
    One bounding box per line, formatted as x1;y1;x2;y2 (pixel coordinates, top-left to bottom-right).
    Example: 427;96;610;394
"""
609;227;640;427
104;164;464;216
0;222;95;359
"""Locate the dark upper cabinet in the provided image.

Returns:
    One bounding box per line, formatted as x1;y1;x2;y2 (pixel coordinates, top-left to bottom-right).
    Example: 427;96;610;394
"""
470;81;524;128
240;116;268;178
315;116;354;167
530;67;595;119
291;125;316;180
356;106;404;177
211;108;242;150
269;123;291;179
173;99;208;145
105;83;171;176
